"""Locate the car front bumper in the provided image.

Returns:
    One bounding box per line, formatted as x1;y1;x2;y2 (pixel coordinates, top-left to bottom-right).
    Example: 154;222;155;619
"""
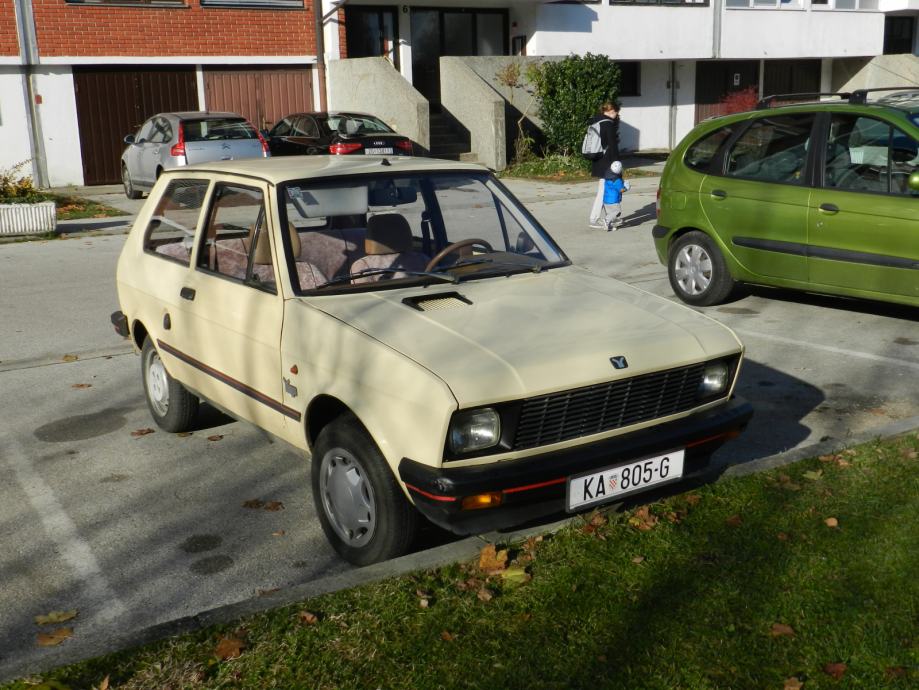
399;397;753;535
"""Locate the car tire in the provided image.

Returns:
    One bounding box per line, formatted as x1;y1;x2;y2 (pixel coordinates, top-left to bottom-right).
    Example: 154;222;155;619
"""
141;337;198;433
668;231;736;307
311;414;418;566
122;165;142;200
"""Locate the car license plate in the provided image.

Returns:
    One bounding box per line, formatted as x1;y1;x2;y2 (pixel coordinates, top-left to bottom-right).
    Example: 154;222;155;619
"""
365;147;393;155
567;449;685;511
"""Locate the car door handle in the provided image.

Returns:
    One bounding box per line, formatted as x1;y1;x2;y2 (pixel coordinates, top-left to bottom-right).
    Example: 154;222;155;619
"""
818;203;839;214
180;287;196;301
710;189;727;200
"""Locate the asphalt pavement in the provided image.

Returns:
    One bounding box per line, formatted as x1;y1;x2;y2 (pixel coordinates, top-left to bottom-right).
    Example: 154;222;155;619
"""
1;170;918;682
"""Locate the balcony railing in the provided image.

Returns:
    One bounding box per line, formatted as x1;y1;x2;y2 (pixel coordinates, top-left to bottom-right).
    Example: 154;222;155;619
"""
725;0;878;8
609;0;709;5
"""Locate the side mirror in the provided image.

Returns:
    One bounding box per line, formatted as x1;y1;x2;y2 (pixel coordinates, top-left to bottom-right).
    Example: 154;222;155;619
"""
124;134;136;145
909;171;919;193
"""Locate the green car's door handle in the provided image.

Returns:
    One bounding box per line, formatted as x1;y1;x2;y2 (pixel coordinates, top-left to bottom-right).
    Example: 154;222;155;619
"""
819;203;839;214
710;189;727;200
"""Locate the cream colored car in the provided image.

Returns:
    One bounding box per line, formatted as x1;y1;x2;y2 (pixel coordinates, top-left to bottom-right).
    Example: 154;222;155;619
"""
111;156;753;565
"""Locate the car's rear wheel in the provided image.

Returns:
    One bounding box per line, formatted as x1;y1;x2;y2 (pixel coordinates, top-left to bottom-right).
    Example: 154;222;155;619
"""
141;337;198;432
668;231;735;306
311;415;418;566
122;165;142;200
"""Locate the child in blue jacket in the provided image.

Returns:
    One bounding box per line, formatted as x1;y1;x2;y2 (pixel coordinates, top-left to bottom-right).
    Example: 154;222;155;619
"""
602;160;630;231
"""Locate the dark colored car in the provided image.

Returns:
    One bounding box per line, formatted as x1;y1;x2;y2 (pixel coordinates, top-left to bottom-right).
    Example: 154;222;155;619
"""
265;111;414;157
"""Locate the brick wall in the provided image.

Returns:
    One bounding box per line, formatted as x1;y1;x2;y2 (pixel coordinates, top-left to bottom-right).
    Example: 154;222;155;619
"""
31;0;315;57
0;0;20;56
337;7;346;59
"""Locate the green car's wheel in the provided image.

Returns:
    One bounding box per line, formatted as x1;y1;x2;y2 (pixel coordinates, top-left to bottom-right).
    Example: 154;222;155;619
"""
312;414;418;566
668;231;735;307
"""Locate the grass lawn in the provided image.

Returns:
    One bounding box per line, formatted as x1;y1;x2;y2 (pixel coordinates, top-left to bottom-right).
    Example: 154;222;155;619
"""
52;194;126;221
8;433;919;690
501;155;662;183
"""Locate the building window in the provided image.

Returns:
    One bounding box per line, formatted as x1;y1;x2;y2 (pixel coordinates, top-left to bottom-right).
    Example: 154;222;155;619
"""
66;0;185;5
617;62;640;97
199;0;304;7
884;16;916;54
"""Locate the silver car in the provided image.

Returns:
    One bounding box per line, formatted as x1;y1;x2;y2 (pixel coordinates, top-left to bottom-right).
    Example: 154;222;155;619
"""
120;111;269;198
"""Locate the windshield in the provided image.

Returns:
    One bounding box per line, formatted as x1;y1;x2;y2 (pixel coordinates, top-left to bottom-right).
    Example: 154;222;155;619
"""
327;114;393;136
184;118;257;141
280;172;568;294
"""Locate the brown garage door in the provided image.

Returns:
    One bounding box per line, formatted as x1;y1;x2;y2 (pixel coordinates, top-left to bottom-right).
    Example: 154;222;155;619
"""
74;67;198;185
204;67;313;133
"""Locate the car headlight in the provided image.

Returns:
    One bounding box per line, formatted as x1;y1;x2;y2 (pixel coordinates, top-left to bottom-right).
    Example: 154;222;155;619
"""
699;361;730;399
449;408;501;454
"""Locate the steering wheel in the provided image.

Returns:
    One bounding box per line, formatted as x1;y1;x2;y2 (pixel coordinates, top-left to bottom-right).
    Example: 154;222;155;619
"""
425;238;494;273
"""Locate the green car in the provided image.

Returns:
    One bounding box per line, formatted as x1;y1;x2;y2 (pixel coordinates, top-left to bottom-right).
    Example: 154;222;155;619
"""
653;88;919;308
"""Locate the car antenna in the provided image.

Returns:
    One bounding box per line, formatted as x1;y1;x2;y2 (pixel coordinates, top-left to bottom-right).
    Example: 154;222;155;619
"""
381;158;391;166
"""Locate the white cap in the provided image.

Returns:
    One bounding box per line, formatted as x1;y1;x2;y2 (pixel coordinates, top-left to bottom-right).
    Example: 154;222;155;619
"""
611;160;623;174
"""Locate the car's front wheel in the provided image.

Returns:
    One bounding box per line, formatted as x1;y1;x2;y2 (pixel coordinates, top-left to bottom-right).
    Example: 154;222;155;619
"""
141;337;198;432
122;165;142;200
668;231;736;306
311;415;418;566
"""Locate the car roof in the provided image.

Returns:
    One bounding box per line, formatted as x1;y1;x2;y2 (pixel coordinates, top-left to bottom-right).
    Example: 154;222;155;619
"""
282;111;381;120
164;154;489;185
158;111;246;121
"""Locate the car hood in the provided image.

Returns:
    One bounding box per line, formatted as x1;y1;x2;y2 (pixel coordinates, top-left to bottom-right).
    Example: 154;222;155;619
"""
309;266;742;407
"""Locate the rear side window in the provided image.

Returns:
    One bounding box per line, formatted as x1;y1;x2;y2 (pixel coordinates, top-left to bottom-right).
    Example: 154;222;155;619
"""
184;118;257;142
684;126;734;173
143;178;210;265
725;113;815;184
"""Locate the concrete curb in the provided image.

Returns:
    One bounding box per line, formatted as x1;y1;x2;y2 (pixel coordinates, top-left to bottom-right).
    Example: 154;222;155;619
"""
4;415;918;684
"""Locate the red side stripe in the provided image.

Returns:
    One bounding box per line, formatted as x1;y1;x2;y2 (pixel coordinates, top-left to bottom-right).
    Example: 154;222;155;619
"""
502;477;566;495
405;484;457;502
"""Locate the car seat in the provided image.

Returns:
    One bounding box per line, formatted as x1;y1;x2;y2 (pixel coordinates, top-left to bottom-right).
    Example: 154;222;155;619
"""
349;213;428;283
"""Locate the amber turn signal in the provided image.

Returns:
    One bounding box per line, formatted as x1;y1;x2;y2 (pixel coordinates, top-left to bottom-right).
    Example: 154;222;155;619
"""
461;492;503;511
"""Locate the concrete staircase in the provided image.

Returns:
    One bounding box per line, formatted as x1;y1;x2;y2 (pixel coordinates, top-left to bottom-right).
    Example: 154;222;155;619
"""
428;111;477;163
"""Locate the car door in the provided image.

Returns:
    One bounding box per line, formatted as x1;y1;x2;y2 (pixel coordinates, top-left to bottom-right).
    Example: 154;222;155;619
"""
125;118;155;186
807;113;919;300
700;112;817;283
174;179;290;439
141;117;170;184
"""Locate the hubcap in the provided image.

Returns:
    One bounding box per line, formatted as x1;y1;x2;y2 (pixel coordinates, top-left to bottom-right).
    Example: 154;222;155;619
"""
146;350;170;418
673;244;713;296
319;448;376;547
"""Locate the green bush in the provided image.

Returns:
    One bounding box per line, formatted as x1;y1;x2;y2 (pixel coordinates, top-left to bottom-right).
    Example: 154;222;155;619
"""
0;160;47;204
530;54;621;156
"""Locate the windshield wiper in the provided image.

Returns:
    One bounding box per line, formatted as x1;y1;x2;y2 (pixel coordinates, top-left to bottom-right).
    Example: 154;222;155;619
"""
447;258;546;277
315;267;459;289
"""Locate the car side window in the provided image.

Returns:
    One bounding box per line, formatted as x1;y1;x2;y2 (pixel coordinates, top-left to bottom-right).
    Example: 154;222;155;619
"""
136;119;155;143
197;183;275;291
684;126;734;173
271;118;293;137
726;113;815;184
298;117;320;138
143;178;211;265
148;118;171;145
824;115;919;196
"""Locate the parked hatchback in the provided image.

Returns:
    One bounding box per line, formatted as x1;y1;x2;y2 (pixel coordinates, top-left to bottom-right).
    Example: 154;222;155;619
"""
111;155;752;565
265;111;413;157
121;111;269;199
654;88;919;308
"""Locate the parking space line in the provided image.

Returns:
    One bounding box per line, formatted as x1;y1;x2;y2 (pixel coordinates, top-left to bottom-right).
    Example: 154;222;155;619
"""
735;329;919;372
7;438;126;622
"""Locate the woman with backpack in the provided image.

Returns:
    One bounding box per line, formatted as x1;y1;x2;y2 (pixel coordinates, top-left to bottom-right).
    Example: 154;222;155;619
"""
587;102;621;229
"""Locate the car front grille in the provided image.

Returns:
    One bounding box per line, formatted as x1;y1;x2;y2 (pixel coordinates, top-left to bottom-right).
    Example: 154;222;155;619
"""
513;363;708;450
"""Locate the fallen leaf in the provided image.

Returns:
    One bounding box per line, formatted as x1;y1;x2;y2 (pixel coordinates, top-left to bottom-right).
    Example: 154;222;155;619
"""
685;493;702;507
664;510;684;524
587;511;607;527
243;499;265;509
824;517;839;528
499;565;531;588
823;662;847;680
818;454;836;463
35;610;78;625
298;611;318;625
885;666;908;679
36;627;72;647
901;449;918;460
478;544;508;573
271;530;286;537
440;630;455;642
97;676;110;690
770;623;795;637
215;636;246;660
263;501;284;512
419;598;429;608
843;449;857;456
130;428;155;437
725;514;743;527
631;555;645;564
62;354;79;363
803;470;823;481
783;678;804;690
777;532;790;541
477;588;494;602
177;431;193;437
628;506;659;531
207;435;224;442
71;383;92;389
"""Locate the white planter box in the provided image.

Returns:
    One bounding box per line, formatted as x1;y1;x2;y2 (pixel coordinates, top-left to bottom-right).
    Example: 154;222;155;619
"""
0;201;57;236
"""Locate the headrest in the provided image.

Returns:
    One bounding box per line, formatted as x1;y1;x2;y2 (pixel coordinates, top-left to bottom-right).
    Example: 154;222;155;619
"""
365;214;411;255
250;221;300;265
344;119;360;135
